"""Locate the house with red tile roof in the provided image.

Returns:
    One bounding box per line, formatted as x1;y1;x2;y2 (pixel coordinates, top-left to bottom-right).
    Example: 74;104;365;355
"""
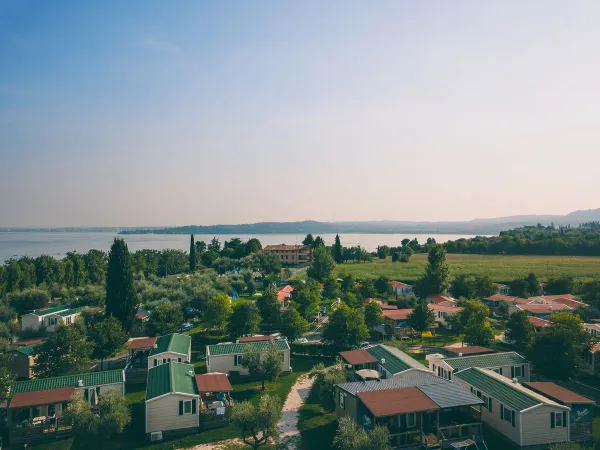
528;316;551;330
263;244;311;265
364;298;397;310
509;302;573;319
427;294;457;307
382;309;414;337
391;280;413;298
428;304;463;328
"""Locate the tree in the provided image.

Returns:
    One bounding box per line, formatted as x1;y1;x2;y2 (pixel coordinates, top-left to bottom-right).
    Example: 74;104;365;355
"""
241;343;283;390
333;416;390;450
322;304;369;349
0;340;15;406
582;280;600;309
228;301;261;338
505;311;534;351
310;363;346;411
474;275;497;298
414;244;449;298
302;234;315;246
280;307;309;341
105;238;136;332
545;277;575;295
313;236;325;248
450;274;475;299
231;394;281;449
364;301;384;330
208;237;221;253
64;388;131;442
204;293;232;330
189;234;197;272
528;312;591;380
89;316;128;370
307;246;335;282
246;238;263;255
459;300;495;346
391;252;400;263
374;276;391;297
376;245;389;259
7;289;50;315
323;275;340;300
190;284;218;313
146;302;184;336
334;234;343;263
399;247;413;263
508;278;529;298
256;285;280;329
292;279;322;319
84;249;108;284
251;251;282;275
340;273;356;294
525;272;541;297
359;278;377;299
33;323;93;378
407;299;435;336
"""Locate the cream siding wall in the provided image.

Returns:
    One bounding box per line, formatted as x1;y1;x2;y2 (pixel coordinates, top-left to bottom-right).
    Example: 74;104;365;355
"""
21;314;42;331
334;387;359;422
146;393;199;433
9;353;34;379
521;405;569;447
98;382;125;396
207;350;291;375
148;352;190;369
429;360;530;382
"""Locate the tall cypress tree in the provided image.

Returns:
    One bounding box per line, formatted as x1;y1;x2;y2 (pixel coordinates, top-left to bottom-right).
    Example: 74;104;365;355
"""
105;238;136;333
189;234;197;272
334;234;343;264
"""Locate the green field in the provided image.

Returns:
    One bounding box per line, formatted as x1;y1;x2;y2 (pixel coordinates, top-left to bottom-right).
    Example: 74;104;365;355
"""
334;254;600;284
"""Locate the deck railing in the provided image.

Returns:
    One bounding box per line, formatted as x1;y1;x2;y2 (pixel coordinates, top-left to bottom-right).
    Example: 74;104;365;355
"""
199;406;231;430
10;417;73;444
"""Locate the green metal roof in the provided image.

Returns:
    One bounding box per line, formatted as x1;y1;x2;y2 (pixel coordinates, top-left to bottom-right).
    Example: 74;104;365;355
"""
15;343;40;356
12;370;124;394
149;333;191;357
454;368;540;411
29;305;69;316
56;307;86;317
443;352;527;372
366;344;427;375
207;339;290;356
146;362;198;400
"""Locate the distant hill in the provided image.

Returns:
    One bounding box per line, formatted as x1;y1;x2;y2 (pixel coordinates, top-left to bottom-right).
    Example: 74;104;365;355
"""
118;208;600;235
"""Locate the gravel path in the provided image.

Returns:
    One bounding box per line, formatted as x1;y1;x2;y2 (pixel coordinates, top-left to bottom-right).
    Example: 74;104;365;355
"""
277;374;314;450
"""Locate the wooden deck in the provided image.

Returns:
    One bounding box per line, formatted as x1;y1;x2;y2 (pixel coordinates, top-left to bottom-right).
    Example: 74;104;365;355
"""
10;418;73;444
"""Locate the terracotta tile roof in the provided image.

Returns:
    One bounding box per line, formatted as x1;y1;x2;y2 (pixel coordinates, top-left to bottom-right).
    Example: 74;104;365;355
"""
538;294;578;302
237;336;276;343
428;295;456;305
483;294;516;302
516;304;572;313
365;298;397;310
546;297;586;308
128;337;158;350
264;244;305;251
14;338;44;347
10;387;76;408
528;317;551;328
358;387;439;417
428;304;463;313
136;313;149;319
277;285;294;293
195;373;233;392
339;349;378;365
383;309;413;320
391;281;410;288
445;346;494;356
278;291;291;302
523;382;594;404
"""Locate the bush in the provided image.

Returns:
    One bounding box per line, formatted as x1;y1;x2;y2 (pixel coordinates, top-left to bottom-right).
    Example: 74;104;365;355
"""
289;342;338;357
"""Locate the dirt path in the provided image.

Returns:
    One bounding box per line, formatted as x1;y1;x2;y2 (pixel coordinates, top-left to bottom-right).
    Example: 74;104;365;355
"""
277;374;314;450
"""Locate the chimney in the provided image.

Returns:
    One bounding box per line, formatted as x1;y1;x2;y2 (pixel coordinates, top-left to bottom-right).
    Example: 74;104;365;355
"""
381;358;386;365
188;370;194;376
458;353;463;357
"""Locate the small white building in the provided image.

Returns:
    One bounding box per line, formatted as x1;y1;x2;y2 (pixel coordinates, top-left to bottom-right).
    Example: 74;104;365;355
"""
20;305;70;331
429;352;530;382
391;281;412;298
206;339;291;376
427;303;462;328
148;333;192;369
455;368;570;448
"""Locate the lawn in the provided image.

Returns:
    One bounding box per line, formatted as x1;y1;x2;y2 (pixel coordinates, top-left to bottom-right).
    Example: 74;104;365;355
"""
298;399;337;450
335;254;600;284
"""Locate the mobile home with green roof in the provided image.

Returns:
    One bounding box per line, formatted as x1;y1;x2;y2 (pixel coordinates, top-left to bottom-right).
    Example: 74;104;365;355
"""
428;351;530;382
148;333;192;369
8;343;40;379
455;368;570;448
20;305;70;331
206;339;291;376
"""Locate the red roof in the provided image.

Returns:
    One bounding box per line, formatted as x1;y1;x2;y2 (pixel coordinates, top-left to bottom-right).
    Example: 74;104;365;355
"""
365;298;397;310
127;337;158;350
523;382;594;404
136;313;149;319
517;304;571;313
277;285;294;294
195;373;233;392
547;297;586;308
238;336;276;343
278;291;291;302
383;309;413;320
428;295;456;305
528;317;551;328
428;304;463;313
339;349;378;365
538;294;577;301
391;281;410;288
10;387;76;408
483;294;516;302
445;346;494;356
358;387;439;417
14;338;44;346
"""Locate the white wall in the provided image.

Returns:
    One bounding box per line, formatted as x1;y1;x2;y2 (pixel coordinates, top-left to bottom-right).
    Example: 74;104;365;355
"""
21;314;42;331
146;393;199;433
521;405;569;447
148;352;190;369
207;350;291;375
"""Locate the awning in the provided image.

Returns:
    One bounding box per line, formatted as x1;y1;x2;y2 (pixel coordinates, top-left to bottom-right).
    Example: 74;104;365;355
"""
195;373;233;392
10;387;76;408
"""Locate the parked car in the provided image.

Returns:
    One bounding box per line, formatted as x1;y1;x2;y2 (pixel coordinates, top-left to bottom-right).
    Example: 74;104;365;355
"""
178;323;194;333
359;342;374;349
295;338;309;344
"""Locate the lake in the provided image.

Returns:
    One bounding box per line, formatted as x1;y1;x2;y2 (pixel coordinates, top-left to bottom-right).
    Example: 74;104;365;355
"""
0;232;485;262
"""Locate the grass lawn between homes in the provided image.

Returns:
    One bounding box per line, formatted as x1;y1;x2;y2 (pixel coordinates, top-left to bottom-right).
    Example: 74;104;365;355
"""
14;327;332;450
335;253;600;283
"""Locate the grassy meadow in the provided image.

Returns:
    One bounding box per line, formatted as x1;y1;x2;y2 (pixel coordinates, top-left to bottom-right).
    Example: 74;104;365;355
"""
334;254;600;284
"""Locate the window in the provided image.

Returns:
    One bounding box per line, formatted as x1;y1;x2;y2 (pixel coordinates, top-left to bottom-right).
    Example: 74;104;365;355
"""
340;392;345;409
163;358;167;364
513;366;523;378
179;399;197;416
482;395;492;412
501;405;516;427
551;411;567;428
184;401;192;414
493;368;502;375
234;355;243;366
405;413;416;428
178;358;182;363
154;359;158;367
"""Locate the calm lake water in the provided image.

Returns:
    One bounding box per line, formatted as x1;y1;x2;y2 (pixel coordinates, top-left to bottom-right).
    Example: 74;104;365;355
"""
0;232;483;263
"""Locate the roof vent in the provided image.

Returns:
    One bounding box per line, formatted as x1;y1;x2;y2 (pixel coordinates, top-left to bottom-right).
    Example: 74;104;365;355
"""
77;379;84;387
380;358;386;365
512;378;518;383
189;370;194;376
458;353;463;357
153;344;158;348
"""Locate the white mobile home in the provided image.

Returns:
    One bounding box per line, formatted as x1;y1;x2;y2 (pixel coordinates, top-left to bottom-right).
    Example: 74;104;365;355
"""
148;333;192;369
429;352;530;382
206;339;291;376
20;305;70;331
455;368;570;448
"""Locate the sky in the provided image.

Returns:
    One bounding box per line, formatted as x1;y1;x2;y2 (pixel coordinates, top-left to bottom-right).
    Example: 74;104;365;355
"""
1;1;600;227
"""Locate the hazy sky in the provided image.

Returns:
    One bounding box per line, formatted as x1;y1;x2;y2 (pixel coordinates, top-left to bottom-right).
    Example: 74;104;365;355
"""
2;1;600;227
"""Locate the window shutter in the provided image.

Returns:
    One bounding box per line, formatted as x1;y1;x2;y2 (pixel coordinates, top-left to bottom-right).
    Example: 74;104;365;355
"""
179;400;184;416
500;405;504;420
154;359;158;367
551;413;555;428
511;410;515;427
489;399;492;413
511;366;515;378
562;411;567;427
522;365;526;378
192;399;197;414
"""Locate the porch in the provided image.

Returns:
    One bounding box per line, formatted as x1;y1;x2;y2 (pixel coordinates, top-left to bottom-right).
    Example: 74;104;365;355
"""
10;417;73;444
195;372;235;430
